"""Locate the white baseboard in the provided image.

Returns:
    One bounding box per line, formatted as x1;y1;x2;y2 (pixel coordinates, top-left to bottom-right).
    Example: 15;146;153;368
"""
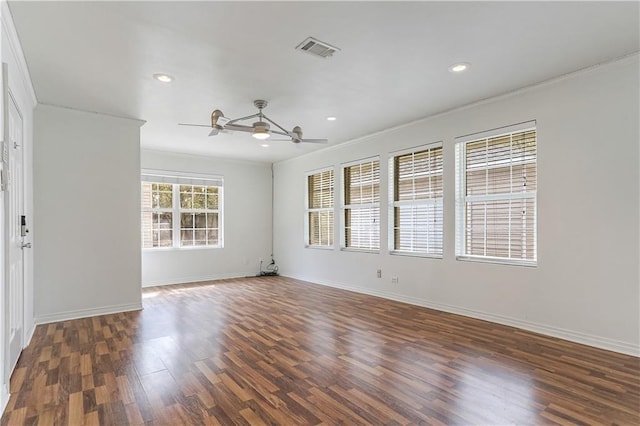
142;272;256;288
24;321;35;347
285;274;640;357
34;302;143;325
1;383;8;418
2;325;36;419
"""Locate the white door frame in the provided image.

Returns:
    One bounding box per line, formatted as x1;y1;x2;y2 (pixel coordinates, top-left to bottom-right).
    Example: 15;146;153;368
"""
0;62;5;406
4;89;25;384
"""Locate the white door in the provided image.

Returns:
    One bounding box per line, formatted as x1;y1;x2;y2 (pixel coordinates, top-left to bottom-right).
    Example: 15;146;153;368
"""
5;94;24;377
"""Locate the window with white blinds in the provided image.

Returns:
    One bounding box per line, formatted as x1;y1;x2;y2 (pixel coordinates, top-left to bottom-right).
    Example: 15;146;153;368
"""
141;170;223;249
343;158;380;251
141;182;174;248
389;144;443;256
455;123;537;265
306;168;334;247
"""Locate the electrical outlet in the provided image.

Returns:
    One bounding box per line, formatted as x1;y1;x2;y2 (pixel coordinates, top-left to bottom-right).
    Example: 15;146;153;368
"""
391;276;399;284
377;269;382;278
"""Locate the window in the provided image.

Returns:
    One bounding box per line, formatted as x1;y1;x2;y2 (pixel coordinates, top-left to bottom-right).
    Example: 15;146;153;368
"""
178;185;220;247
389;144;443;256
141;171;223;249
306;168;334;247
342;158;380;251
455;122;537;265
141;183;174;247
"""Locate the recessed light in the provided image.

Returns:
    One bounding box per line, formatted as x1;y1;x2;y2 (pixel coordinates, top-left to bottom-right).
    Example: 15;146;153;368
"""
260;144;269;148
153;73;174;83
448;63;470;73
326;116;337;121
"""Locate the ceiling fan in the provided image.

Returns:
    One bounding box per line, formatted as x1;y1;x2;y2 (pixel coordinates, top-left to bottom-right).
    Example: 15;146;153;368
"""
179;100;328;144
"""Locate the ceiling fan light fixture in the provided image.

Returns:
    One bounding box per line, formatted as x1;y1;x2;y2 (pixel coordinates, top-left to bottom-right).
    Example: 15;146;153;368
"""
253;131;270;140
252;121;271;139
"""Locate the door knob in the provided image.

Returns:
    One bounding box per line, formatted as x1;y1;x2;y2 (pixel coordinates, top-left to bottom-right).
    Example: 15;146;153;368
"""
21;242;31;249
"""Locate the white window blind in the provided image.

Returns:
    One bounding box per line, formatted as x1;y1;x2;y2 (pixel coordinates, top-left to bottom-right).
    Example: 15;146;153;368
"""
455;123;537;265
389;145;443;256
141;182;173;248
306;168;334;247
343;158;380;251
141;171;223;249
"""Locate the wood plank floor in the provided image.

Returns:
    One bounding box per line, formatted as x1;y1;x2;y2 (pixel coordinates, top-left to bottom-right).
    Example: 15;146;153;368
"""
2;276;639;425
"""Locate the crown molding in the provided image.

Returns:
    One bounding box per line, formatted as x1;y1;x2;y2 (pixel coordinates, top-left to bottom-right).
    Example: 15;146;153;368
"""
276;51;639;167
141;148;273;167
37;102;146;126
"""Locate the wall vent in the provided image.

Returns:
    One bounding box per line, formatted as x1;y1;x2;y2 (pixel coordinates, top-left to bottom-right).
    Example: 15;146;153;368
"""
295;37;340;58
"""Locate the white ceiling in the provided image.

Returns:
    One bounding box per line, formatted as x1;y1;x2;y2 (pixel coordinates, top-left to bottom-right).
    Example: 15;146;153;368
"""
9;1;639;163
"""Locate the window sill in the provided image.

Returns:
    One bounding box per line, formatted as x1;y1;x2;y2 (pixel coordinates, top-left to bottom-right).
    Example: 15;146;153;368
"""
340;248;380;254
390;251;443;259
142;245;223;252
305;245;335;251
456;255;536;268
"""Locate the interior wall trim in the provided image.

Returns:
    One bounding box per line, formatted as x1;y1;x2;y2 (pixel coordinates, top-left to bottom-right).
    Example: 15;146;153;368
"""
1;1;37;104
142;271;256;288
37;102;146;125
0;383;8;418
141;148;272;167
34;302;143;325
285;274;640;357
275;52;639;167
24;321;35;348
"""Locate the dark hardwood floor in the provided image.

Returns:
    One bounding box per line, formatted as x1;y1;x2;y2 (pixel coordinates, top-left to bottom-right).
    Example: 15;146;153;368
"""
2;276;639;425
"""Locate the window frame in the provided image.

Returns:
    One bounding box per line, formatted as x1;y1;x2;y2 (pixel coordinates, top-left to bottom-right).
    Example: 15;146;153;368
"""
305;166;335;249
455;121;537;266
341;156;381;253
141;170;224;250
388;142;444;258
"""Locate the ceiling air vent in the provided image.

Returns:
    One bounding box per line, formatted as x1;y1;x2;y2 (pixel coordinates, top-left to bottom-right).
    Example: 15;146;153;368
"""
295;37;340;59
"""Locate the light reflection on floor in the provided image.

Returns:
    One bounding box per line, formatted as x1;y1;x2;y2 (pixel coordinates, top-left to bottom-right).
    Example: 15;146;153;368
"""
447;356;536;424
142;291;159;299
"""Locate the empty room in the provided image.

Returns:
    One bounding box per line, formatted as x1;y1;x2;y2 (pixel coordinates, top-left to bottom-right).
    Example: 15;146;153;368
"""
0;1;638;425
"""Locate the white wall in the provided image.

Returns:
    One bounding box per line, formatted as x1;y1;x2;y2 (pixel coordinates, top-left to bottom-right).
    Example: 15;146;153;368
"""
273;56;640;356
141;150;273;287
1;0;37;411
33;104;143;323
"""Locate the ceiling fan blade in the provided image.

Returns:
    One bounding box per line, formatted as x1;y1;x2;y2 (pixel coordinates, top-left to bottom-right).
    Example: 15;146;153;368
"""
216;116;230;126
225;123;254;133
178;123;211;127
300;138;328;144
